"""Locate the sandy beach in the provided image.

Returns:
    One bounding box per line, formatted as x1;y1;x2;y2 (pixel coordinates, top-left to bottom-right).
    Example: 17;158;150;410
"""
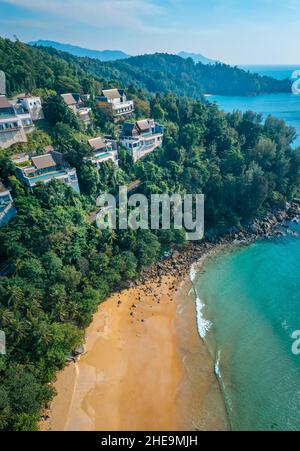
41;251;228;431
39;203;300;432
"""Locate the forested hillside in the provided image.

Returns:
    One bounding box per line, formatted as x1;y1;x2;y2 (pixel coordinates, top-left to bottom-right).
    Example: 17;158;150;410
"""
0;38;98;96
39;47;291;97
0;36;299;431
0;37;291;98
98;53;291;96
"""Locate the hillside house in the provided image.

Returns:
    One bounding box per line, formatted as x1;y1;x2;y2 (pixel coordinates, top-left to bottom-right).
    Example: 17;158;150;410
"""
61;93;92;128
0;95;30;149
12;93;44;121
96;89;134;119
12;149;80;193
120;119;164;162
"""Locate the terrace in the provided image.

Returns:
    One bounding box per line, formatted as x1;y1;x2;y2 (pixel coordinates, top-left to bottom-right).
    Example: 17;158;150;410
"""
86;137;118;168
24;168;73;183
113;100;135;116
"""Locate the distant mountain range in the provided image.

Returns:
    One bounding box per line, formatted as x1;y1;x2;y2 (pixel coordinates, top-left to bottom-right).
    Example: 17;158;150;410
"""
28;40;219;64
177;51;219;65
28;40;131;62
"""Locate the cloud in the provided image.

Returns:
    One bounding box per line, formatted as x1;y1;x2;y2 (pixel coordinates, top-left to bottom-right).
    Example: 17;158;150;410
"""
2;0;166;32
0;16;55;29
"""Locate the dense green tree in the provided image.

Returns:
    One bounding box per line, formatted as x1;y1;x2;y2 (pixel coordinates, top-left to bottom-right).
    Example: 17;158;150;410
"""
0;37;290;98
0;156;16;181
43;94;80;129
0;36;299;433
135;230;161;269
78;163;100;195
0;364;54;431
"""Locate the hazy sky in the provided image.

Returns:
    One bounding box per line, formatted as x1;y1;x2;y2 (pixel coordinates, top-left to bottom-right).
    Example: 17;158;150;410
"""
0;0;300;64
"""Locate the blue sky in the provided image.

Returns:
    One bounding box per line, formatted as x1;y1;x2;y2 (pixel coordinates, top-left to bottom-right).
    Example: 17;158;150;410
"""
0;0;300;64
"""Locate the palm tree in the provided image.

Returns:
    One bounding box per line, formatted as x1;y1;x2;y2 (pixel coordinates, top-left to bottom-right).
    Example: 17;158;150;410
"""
0;309;14;327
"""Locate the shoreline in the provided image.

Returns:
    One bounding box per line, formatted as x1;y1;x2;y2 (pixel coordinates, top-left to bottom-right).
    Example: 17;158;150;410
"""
40;201;300;431
174;255;230;431
40;247;230;432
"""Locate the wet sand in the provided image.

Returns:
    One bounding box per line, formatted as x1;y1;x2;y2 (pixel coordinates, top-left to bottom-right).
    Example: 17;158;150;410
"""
41;272;228;431
40;204;300;431
175;280;229;430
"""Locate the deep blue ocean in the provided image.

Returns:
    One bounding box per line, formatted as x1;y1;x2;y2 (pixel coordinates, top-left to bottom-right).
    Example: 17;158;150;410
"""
210;65;300;147
195;66;300;430
239;65;300;81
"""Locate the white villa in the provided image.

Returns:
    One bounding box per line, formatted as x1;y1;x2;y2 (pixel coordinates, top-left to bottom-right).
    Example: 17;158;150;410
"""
0;93;44;149
12;93;44;121
86;137;118;168
120;119;164;162
0;95;32;149
61;93;92;128
0;180;16;227
96;89;134;118
12;149;80;193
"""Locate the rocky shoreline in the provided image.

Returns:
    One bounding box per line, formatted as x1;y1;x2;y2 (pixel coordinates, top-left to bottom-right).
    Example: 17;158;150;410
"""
137;200;300;286
63;201;300;366
40;200;300;430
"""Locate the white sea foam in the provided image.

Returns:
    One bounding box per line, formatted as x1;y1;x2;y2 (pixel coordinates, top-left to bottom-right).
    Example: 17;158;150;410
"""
190;263;197;282
196;296;212;338
281;319;293;335
214;350;222;379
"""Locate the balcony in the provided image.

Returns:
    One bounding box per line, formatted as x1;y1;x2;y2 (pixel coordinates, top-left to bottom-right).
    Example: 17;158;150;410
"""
113;101;135;115
0;203;16;226
88;151;118;168
25;169;68;183
0;124;22;133
22;122;34;129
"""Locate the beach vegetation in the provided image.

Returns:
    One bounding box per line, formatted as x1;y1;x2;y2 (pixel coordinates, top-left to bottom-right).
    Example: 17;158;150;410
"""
0;37;299;430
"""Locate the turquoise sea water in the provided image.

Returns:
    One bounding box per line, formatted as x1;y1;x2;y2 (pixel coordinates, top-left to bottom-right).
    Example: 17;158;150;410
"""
210;63;300;147
239;65;300;80
193;225;300;431
210;93;300;147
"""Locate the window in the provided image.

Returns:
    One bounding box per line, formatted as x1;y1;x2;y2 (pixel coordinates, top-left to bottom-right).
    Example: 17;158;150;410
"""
0;194;10;205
